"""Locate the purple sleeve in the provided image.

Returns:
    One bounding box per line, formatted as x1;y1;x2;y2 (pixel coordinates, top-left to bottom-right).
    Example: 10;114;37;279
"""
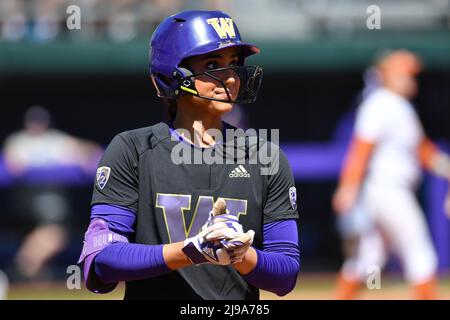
94;242;170;284
91;204;136;236
242;219;300;296
85;204;171;291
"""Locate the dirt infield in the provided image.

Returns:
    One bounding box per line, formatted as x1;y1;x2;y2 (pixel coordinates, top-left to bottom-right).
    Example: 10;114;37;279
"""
262;273;450;300
6;273;450;300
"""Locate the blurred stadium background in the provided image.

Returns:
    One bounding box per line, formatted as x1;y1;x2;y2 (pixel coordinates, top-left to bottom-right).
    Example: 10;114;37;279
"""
1;0;450;299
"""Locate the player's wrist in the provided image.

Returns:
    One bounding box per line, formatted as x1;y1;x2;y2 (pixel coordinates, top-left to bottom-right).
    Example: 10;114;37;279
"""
163;242;194;270
233;246;257;275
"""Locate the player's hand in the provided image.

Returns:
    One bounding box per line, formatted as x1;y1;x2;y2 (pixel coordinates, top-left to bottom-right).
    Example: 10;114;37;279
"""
182;222;232;265
205;198;255;264
205;210;255;263
182;198;237;265
332;184;359;216
204;198;244;240
222;230;255;263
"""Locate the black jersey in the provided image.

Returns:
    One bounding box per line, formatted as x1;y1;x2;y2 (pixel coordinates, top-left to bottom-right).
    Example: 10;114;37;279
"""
91;122;298;300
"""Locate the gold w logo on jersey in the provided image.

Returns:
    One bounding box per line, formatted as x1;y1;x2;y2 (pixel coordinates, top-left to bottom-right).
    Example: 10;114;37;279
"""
206;17;236;39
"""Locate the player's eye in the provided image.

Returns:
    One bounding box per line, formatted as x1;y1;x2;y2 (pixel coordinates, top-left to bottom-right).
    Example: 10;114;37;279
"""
229;60;238;67
204;59;238;70
206;61;218;70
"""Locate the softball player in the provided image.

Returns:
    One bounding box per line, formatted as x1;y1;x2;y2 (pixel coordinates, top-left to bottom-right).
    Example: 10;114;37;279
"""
333;50;450;299
77;10;300;300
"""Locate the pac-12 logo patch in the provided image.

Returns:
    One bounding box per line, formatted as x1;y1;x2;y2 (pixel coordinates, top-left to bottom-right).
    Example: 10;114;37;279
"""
96;166;111;190
289;186;297;210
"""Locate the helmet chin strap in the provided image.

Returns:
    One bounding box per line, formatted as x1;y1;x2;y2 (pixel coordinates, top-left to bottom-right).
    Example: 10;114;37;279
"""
171;65;262;104
174;67;237;103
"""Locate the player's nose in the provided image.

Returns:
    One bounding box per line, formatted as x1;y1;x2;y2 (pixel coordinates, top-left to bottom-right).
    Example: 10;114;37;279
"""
222;69;238;86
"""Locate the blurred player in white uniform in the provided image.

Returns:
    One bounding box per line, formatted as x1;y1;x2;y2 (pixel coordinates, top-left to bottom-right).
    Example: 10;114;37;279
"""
333;50;450;299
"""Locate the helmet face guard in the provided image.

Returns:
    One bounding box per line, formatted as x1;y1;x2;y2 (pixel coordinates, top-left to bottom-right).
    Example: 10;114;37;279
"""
174;65;263;104
149;10;263;104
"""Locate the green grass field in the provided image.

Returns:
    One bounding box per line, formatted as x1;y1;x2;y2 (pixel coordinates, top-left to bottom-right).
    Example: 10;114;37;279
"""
6;273;450;300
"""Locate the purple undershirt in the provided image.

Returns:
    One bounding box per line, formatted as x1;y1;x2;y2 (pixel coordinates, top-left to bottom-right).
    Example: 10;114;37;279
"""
86;204;300;296
241;219;300;296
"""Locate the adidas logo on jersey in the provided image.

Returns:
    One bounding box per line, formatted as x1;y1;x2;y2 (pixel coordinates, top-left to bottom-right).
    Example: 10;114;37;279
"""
229;165;250;178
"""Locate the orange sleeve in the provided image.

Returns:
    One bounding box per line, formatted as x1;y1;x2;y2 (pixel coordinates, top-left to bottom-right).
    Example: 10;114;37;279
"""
418;138;438;170
339;137;375;188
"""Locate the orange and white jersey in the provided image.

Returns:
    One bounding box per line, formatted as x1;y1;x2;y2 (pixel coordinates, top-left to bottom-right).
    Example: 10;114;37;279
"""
354;88;424;188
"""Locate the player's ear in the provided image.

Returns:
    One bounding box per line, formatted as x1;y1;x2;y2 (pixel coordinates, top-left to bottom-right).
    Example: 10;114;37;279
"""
150;74;161;96
150;73;173;96
150;74;169;97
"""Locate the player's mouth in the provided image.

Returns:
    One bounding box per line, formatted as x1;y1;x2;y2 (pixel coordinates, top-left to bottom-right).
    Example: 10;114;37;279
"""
214;89;235;100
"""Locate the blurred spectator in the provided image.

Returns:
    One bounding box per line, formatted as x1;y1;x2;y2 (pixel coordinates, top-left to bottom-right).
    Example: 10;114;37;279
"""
2;106;102;282
4;106;101;175
0;269;8;299
105;0;137;42
32;0;63;42
1;0;450;42
1;0;27;41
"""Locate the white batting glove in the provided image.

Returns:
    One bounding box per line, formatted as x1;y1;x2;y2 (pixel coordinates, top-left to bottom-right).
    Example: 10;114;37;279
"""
204;198;255;264
182;198;235;265
182;222;232;265
222;230;255;263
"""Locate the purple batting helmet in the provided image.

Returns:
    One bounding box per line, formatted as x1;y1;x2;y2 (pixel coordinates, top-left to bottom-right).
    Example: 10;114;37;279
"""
149;10;263;104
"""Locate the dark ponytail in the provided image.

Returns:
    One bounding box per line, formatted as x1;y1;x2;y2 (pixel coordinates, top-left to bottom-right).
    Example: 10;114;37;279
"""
162;98;177;121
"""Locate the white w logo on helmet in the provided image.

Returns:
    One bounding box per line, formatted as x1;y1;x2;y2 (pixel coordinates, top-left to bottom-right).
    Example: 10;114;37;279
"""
206;18;236;39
